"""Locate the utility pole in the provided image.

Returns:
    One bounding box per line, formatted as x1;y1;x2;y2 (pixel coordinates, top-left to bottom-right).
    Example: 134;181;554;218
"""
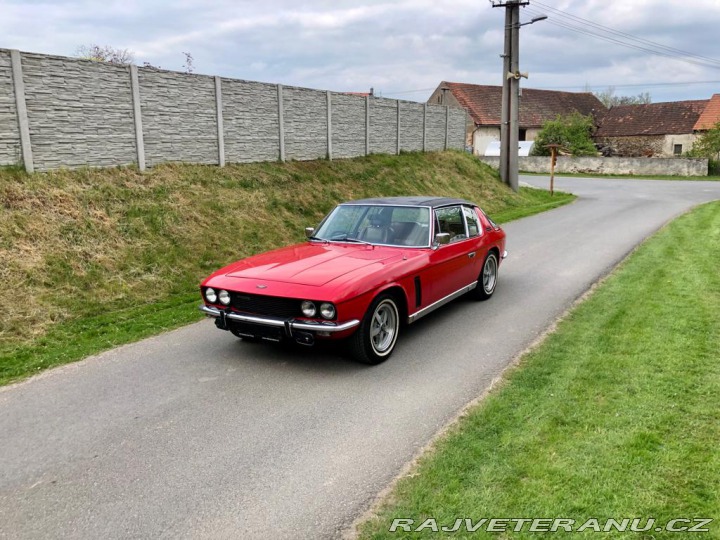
491;1;545;193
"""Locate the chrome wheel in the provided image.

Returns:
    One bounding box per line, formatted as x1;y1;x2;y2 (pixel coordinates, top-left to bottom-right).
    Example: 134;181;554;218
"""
370;299;399;355
482;253;498;295
349;294;401;364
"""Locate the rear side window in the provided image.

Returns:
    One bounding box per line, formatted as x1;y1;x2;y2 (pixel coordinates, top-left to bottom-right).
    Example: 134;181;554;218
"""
463;206;480;237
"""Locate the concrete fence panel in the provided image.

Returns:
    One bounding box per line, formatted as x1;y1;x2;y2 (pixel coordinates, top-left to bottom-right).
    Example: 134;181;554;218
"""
331;93;366;159
139;69;218;166
222;78;280;163
425;105;447;152
20;53;136;170
448;108;467;149
369;97;397;155
400;101;424;153
284;86;327;161
0;50;21;165
0;48;467;172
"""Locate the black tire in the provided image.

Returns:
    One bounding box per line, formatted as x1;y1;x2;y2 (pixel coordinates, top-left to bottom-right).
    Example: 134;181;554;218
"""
349;294;401;365
469;251;499;301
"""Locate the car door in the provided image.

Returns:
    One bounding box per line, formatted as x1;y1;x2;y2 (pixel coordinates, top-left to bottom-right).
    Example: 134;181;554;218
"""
422;205;483;303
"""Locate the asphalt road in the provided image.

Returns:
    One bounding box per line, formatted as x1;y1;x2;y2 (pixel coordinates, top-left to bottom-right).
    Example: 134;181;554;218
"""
2;176;719;540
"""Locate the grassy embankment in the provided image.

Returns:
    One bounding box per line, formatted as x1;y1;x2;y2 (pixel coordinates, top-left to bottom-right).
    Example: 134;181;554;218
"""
0;151;574;385
357;200;720;539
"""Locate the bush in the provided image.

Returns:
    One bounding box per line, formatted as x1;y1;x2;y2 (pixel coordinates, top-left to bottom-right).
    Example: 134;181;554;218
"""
530;112;597;157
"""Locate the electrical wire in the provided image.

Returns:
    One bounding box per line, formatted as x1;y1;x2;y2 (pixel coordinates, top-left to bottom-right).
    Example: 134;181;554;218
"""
532;1;720;67
523;3;720;70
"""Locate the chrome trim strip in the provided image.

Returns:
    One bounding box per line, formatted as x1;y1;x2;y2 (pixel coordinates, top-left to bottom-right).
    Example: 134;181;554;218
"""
407;281;478;324
199;305;360;333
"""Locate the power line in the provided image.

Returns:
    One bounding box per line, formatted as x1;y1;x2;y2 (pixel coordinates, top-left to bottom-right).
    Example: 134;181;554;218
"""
532;1;720;67
524;3;720;70
382;79;720;97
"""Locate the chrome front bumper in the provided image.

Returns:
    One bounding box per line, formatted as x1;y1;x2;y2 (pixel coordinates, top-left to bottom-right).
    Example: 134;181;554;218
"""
199;305;360;334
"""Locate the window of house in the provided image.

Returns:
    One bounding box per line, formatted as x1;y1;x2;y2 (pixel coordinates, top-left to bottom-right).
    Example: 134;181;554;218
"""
673;144;682;156
519;129;527;141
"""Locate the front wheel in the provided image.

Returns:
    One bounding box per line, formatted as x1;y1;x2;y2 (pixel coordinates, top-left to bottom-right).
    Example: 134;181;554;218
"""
349;294;400;365
469;251;499;301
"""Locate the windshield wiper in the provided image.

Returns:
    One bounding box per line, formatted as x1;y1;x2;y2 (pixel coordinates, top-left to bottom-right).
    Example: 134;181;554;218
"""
328;234;372;245
307;235;328;243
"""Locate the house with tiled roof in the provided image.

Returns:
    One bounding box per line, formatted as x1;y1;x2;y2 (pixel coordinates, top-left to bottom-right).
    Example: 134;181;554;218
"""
427;81;605;155
594;100;708;157
694;93;720;131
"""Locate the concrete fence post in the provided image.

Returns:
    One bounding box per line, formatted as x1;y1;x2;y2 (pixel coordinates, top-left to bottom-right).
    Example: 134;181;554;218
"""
277;84;285;162
423;103;427;153
214;76;225;167
396;100;401;155
326;90;332;160
10;50;33;173
129;65;146;171
445;105;449;151
365;95;370;156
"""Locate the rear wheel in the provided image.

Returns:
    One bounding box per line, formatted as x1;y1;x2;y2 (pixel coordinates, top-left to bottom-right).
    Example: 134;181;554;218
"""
349;294;400;365
470;251;499;300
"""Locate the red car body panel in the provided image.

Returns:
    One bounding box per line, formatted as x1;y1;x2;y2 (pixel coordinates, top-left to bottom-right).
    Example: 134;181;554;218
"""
200;200;506;345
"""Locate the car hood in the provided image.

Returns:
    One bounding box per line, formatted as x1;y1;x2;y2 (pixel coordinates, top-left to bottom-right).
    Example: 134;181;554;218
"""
221;242;405;287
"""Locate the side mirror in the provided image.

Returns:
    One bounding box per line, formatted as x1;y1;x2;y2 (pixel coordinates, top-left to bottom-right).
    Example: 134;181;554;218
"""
434;232;451;246
305;227;315;238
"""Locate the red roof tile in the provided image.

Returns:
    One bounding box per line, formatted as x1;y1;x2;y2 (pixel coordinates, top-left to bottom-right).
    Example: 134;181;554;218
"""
694;94;720;131
595;100;708;137
442;82;605;128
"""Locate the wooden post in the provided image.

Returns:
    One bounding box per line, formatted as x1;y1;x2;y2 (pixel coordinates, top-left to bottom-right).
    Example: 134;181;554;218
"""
547;144;560;196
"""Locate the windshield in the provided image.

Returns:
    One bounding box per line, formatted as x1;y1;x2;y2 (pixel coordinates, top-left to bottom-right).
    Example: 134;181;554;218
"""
313;205;431;247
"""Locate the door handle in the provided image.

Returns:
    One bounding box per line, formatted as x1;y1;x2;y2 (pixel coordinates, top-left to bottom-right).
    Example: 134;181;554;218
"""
468;252;476;259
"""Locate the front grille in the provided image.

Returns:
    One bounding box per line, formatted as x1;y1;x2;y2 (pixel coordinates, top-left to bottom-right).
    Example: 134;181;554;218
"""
231;293;301;319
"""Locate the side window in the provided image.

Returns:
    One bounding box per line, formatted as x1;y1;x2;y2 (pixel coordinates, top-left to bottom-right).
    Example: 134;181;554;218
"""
435;206;467;243
463;206;480;237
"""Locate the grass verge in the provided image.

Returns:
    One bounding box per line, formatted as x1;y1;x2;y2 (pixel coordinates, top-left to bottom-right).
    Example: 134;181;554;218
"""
0;151;574;385
357;201;720;539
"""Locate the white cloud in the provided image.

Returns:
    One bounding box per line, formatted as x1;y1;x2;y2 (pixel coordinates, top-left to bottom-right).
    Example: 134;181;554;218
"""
1;0;719;102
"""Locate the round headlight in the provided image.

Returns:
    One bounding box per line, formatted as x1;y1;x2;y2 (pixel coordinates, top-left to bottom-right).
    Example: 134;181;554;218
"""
205;287;217;303
301;300;316;317
320;303;336;320
219;290;231;305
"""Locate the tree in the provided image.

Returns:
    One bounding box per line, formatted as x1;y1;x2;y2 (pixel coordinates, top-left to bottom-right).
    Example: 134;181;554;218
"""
688;121;720;174
593;86;651;108
75;44;134;65
689;122;720;159
530;112;597;157
182;52;194;74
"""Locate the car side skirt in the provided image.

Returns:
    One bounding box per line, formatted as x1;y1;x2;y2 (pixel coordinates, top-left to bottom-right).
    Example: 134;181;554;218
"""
407;281;478;324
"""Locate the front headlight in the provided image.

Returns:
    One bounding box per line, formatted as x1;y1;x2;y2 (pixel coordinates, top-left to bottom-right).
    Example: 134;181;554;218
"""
219;290;231;305
205;287;217;303
320;303;336;320
301;300;316;317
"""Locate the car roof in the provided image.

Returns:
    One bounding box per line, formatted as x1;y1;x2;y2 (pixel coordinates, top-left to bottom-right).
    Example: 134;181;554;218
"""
341;196;475;209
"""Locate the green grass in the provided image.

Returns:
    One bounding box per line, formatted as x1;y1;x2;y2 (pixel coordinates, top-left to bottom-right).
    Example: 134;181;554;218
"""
357;201;720;539
0;151;574;385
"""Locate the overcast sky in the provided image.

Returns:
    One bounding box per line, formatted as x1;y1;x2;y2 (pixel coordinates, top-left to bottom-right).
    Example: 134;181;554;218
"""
2;0;720;103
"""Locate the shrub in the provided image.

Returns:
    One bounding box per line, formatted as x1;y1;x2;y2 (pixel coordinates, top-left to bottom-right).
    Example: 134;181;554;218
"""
530;112;597;157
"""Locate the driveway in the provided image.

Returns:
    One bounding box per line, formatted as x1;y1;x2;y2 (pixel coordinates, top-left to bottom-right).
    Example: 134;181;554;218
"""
2;175;719;539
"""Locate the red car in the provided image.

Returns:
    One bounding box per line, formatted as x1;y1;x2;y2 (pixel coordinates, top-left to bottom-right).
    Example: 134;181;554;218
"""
200;197;507;364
